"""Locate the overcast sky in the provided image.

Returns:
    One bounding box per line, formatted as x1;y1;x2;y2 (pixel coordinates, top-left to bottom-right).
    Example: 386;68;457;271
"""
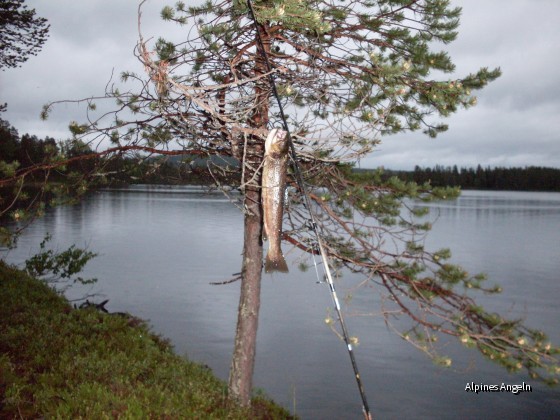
2;0;560;170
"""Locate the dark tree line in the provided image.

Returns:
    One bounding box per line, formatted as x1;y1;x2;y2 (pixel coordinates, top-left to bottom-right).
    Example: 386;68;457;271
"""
0;118;229;189
0;118;99;180
1;118;97;234
4;118;559;192
382;165;560;192
1;118;58;170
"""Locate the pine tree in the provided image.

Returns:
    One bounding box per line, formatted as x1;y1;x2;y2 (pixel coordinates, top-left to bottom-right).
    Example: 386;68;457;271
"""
33;0;559;409
0;0;50;69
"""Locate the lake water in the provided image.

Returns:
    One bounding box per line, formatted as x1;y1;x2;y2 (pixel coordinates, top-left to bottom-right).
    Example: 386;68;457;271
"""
3;187;560;419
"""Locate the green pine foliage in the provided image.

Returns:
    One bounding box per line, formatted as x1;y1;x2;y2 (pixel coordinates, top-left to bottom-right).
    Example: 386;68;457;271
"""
0;0;50;69
298;163;559;383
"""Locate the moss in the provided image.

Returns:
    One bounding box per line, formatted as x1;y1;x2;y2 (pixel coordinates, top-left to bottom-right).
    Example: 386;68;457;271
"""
0;261;294;419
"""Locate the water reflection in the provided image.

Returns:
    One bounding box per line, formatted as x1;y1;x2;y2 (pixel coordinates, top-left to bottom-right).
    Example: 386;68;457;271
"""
419;190;560;218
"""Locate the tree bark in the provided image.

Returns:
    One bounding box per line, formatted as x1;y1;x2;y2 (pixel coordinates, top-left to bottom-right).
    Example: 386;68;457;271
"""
227;21;271;406
228;185;264;406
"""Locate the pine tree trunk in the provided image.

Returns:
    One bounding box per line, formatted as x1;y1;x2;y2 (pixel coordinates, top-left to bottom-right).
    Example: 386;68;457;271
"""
227;20;271;406
228;185;263;406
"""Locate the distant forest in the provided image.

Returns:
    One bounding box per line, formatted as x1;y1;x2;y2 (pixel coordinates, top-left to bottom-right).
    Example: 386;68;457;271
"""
2;118;560;192
381;165;560;192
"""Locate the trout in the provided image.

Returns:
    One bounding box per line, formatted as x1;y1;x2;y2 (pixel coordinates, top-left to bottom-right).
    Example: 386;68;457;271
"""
262;128;289;273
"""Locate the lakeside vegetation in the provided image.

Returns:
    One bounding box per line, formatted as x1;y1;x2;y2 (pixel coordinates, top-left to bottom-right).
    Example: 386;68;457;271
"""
0;261;294;418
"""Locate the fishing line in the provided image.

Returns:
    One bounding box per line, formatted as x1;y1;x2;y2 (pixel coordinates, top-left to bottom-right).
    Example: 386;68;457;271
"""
246;1;372;418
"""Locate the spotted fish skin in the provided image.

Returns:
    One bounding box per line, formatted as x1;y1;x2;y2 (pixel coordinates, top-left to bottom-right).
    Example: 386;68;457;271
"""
262;128;289;273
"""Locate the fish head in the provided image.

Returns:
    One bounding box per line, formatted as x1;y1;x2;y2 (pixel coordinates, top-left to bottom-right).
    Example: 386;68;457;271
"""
265;128;289;156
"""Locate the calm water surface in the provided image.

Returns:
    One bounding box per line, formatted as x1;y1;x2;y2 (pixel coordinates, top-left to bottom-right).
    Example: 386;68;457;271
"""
4;187;560;419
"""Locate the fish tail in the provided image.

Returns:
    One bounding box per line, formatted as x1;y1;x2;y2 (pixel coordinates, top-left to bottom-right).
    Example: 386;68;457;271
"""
265;250;289;273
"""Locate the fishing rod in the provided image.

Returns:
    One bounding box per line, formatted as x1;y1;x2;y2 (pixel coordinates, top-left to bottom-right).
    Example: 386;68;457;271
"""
245;1;372;418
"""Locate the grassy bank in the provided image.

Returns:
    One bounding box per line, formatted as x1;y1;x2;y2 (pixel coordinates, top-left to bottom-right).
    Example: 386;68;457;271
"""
0;261;294;418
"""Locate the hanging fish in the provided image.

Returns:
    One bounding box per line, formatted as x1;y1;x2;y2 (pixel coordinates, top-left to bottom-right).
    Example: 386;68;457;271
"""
262;128;289;273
